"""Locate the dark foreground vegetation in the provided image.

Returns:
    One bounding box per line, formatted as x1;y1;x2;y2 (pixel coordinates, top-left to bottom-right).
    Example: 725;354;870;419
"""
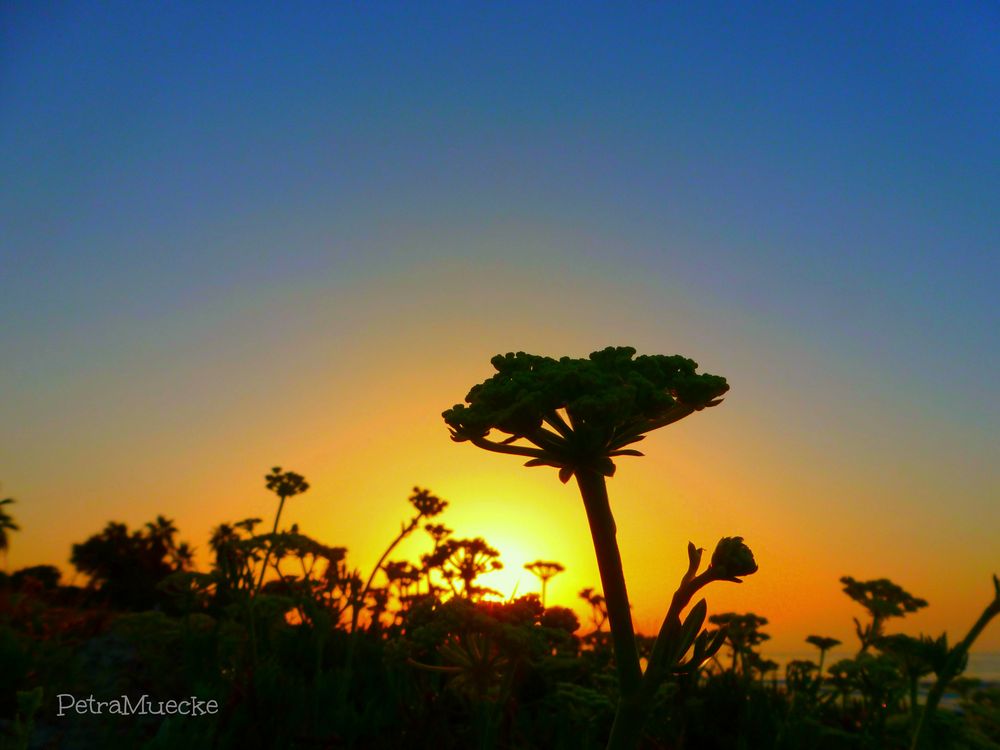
1;348;997;749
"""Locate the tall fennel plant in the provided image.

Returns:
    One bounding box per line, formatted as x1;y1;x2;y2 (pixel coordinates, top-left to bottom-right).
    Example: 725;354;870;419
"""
255;467;310;593
444;347;757;750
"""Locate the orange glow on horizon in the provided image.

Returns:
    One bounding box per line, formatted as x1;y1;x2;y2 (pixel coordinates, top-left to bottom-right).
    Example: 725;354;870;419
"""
5;269;998;653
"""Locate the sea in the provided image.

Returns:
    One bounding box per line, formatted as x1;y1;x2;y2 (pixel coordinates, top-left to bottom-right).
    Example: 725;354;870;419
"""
767;650;1000;684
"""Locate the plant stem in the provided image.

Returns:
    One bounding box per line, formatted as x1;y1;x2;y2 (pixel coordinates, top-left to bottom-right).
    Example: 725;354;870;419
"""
911;581;1000;750
353;517;418;633
255;494;287;594
575;469;647;750
339;514;421;712
575;469;642;696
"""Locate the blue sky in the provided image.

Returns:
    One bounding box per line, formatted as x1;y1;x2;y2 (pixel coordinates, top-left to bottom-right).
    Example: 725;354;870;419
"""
4;2;997;396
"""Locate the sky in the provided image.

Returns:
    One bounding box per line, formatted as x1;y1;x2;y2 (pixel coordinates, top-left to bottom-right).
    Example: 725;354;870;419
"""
1;2;998;653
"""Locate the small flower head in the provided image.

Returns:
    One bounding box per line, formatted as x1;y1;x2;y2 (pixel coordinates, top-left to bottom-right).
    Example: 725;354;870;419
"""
523;560;565;580
265;467;310;499
425;523;452;543
409;487;448;518
806;635;842;653
709;536;758;581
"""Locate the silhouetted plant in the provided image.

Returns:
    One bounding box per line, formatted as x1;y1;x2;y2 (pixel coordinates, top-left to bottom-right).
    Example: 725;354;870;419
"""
784;658;820;696
444;346;740;750
709;612;770;676
911;574;1000;750
423;537;503;600
805;634;841;673
383;560;423;617
826;657;860;711
354;487;447;632
754;655;780;686
579;587;609;638
422;522;453;596
540;605;581;638
840;576;928;653
255;467;310;592
0;497;19;567
197;517;264;601
9;565;61;591
877;633;939;719
523;560;565;607
70;516;192;610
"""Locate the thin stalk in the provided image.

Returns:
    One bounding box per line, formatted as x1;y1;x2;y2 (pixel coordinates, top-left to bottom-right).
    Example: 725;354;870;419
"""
339;514;422;711
352;517;417;634
254;494;287;594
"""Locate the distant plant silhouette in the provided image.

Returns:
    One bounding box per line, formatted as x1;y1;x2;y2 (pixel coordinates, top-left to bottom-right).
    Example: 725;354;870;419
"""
9;565;61;591
709;612;770;676
256;466;310;592
805;634;841;673
840;576;928;654
579;586;609;644
523;560;564;606
444;346;750;750
354;487;447;632
877;633;939;718
70;516;192;609
423;537;503;599
0;497;19;567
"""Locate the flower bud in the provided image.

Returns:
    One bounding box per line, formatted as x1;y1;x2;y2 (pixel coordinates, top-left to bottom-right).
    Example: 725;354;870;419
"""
710;536;758;580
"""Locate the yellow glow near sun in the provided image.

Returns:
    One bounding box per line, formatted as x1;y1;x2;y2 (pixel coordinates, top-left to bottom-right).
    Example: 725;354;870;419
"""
415;471;601;612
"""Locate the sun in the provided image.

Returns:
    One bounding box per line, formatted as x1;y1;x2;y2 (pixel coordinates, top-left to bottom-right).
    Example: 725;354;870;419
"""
422;473;600;612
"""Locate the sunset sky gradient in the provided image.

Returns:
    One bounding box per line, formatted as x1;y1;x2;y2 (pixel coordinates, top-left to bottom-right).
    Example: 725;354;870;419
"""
2;2;998;652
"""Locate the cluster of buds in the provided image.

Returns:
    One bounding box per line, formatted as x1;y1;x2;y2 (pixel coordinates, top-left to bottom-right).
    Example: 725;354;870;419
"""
265;467;310;499
409;487;448;518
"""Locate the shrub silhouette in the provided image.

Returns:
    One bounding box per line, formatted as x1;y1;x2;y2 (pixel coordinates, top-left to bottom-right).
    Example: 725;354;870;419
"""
70;516;192;610
9;565;61;591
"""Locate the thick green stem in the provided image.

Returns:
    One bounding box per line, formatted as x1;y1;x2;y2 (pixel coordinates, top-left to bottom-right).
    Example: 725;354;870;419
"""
607;565;715;750
575;469;642;698
605;694;648;750
575;468;649;750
